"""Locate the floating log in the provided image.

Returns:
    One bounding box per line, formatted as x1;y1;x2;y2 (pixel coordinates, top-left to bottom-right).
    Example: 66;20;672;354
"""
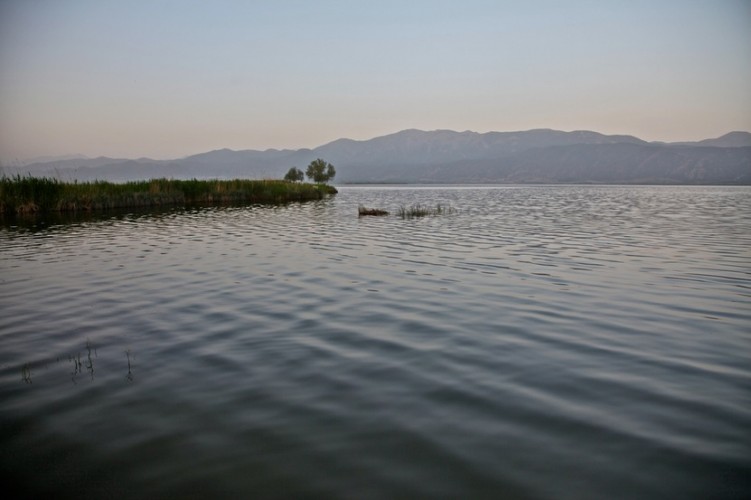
358;206;389;216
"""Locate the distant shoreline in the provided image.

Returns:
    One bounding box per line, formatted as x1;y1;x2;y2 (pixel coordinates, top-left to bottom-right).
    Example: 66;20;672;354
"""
4;129;749;185
340;181;751;186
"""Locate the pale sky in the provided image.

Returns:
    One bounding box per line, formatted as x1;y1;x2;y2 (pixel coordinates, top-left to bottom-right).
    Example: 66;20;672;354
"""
1;0;749;162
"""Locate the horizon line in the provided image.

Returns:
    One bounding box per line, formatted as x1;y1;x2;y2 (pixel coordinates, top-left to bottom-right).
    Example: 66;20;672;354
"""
4;127;750;165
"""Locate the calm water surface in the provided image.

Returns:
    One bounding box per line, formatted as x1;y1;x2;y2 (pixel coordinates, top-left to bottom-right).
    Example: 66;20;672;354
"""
1;185;750;499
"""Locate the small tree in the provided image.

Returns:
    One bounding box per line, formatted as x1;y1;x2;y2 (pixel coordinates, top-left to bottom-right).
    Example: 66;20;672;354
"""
284;167;304;182
305;158;336;184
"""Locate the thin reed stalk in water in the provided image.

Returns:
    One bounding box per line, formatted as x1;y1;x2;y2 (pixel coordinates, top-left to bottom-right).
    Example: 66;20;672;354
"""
396;203;456;219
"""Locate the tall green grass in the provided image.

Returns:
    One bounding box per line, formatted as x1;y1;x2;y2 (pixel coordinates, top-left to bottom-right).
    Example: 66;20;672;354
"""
0;176;337;215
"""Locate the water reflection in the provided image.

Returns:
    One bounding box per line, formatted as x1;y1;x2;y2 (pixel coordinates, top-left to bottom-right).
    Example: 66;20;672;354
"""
0;205;187;235
1;185;749;499
0;199;332;235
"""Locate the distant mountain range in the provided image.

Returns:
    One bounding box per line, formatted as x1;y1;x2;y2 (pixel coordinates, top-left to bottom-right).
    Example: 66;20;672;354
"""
3;129;750;184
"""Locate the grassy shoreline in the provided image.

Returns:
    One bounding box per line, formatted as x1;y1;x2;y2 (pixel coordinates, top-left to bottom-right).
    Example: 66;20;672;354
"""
0;176;337;215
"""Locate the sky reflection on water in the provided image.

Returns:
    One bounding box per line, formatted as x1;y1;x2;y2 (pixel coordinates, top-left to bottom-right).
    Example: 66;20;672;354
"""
1;185;750;499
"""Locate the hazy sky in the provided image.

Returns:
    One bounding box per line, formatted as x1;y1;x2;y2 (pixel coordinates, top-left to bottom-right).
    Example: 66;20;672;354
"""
1;0;749;161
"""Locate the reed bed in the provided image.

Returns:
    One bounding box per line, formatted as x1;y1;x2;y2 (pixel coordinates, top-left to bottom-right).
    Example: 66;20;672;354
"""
396;203;456;219
0;176;337;215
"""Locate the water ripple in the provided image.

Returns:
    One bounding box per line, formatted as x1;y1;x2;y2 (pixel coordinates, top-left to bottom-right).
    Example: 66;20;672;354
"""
1;186;750;498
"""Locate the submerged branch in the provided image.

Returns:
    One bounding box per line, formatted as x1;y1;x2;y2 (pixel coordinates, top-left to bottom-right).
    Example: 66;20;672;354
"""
358;205;389;216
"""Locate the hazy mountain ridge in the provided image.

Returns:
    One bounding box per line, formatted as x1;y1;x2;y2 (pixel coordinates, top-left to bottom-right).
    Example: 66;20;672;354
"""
3;129;750;184
676;131;751;148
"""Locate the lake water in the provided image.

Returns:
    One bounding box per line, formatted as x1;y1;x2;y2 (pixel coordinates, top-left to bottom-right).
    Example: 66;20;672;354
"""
1;185;750;499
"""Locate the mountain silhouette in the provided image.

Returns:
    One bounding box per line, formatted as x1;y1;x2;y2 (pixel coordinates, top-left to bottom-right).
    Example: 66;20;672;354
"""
4;129;750;184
